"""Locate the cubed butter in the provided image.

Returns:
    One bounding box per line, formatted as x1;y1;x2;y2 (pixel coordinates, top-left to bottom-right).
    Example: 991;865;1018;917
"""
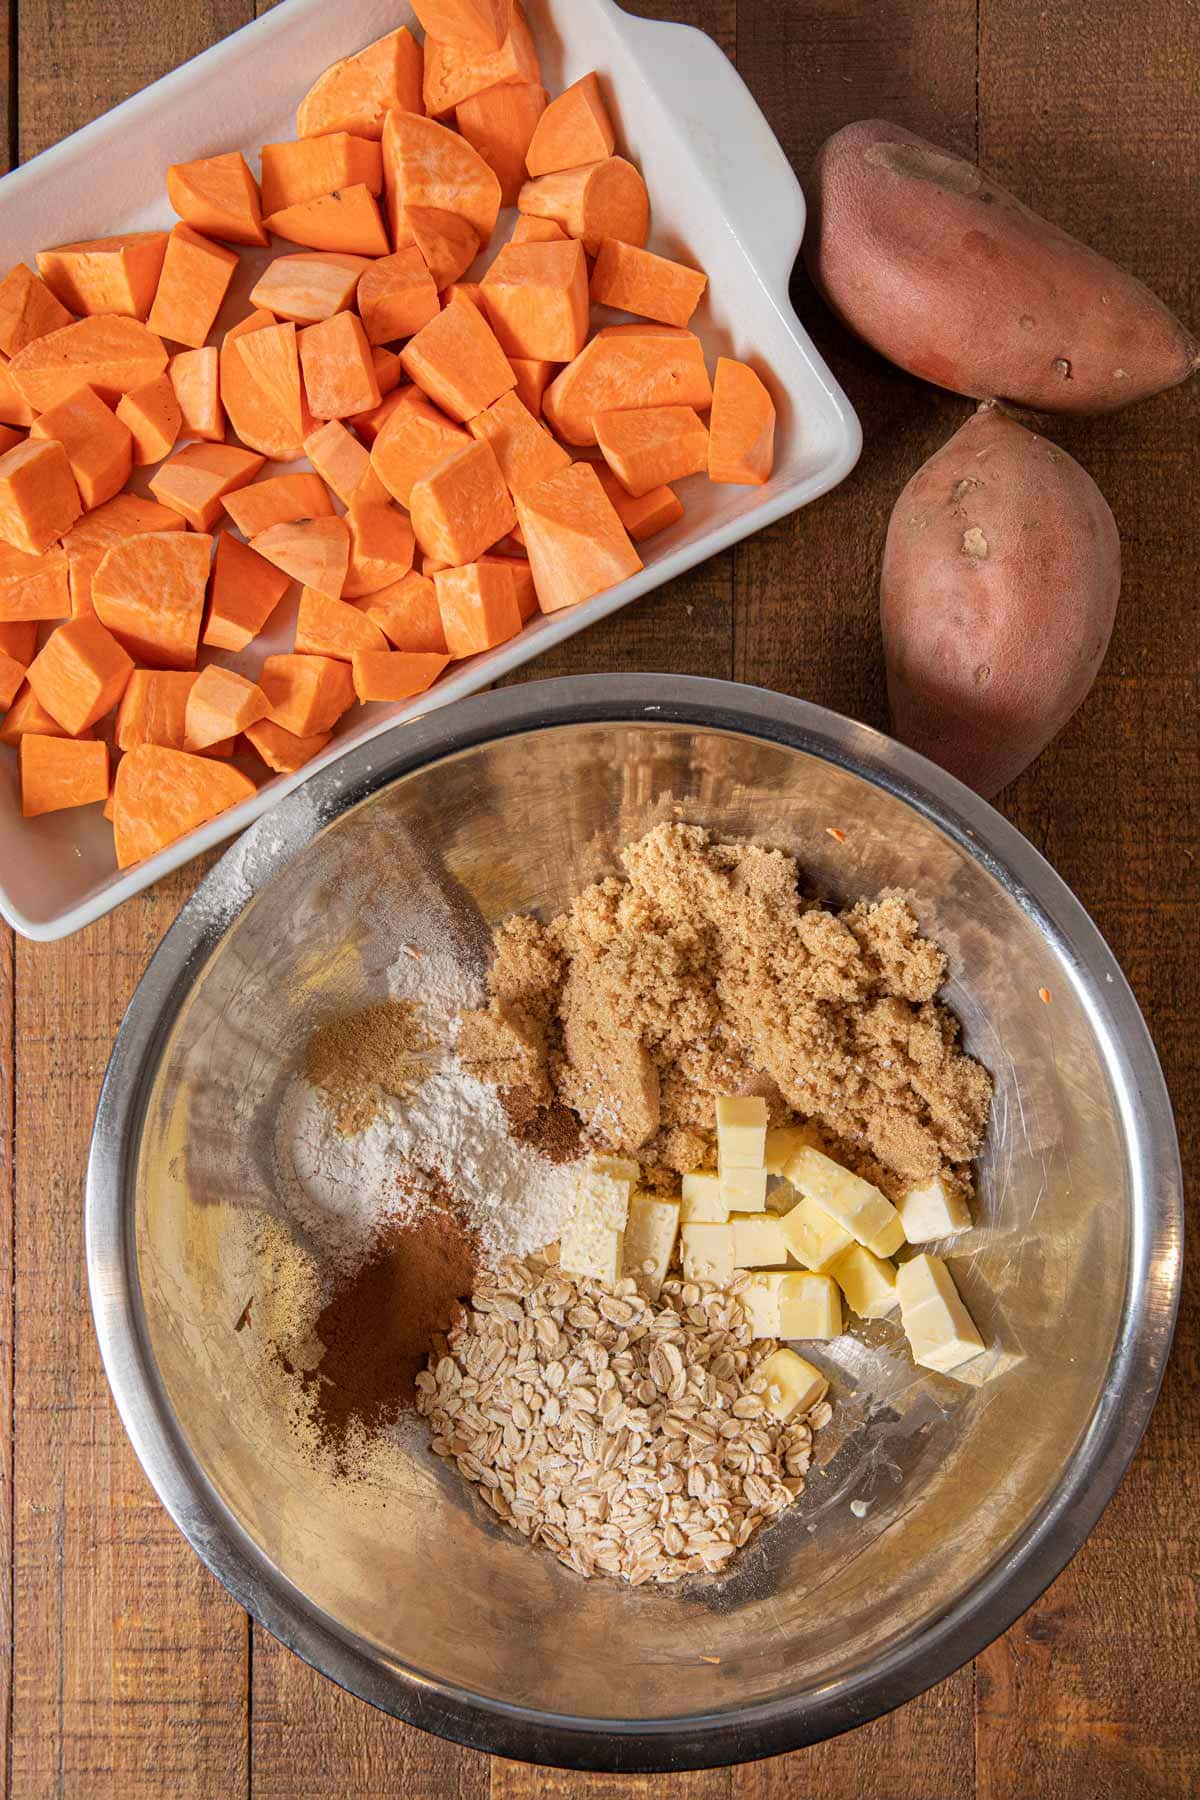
897;1253;985;1375
559;1217;623;1286
730;1212;789;1267
719;1164;768;1212
756;1347;829;1422
764;1124;818;1175
896;1173;973;1242
621;1192;680;1298
716;1095;768;1169
786;1146;906;1258
829;1242;899;1319
681;1170;728;1223
680;1221;736;1287
576;1160;636;1229
740;1272;787;1337
776;1271;842;1340
779;1194;854;1271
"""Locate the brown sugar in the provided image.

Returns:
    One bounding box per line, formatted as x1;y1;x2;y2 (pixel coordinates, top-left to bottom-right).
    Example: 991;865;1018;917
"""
458;823;993;1195
304;998;432;1136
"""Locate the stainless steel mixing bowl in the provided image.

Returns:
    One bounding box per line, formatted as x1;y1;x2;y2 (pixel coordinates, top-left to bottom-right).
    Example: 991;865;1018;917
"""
86;675;1182;1772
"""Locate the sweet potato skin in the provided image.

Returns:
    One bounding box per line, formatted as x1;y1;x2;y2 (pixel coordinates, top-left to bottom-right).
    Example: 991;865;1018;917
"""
880;404;1120;797
807;119;1198;415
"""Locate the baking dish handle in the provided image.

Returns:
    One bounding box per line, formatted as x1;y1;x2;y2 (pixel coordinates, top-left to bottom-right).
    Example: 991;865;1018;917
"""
605;5;808;300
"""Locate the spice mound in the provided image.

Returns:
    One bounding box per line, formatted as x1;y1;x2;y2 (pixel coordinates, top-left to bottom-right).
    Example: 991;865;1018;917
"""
305;998;433;1137
416;1256;830;1585
458;821;992;1196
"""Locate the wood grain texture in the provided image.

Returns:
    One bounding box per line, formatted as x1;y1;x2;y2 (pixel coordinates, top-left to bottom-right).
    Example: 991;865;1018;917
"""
3;0;1198;1796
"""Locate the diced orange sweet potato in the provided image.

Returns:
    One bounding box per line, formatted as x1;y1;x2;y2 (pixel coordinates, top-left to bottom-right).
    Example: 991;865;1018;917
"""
468;389;569;494
228;317;309;455
421;553;452;576
92;530;212;668
150;442;266;531
373;346;404;394
116;373;182;465
350;387;407;445
0;684;87;746
0;544;71;620
169;347;224;441
27;613;133;732
594;404;709;497
519;157;649;257
252;516;350;599
264;187;391;258
31;385;132;509
0;648;26;711
249;254;369;326
112;744;256;868
410;439;516;565
0;263;74;358
243;716;332;774
509;355;557;417
482;239;588;362
0;360;35;428
351;648;450;702
222;471;334;538
440;281;487;320
62;493;184;618
358;249;441;347
20;733;109;816
401;295;516;422
343;479;417;597
297;27;423;141
295;587;389;659
407;207;480;292
184;664;270;750
370;388;470;503
260;135;383;217
514;461;642;613
544;324;713;446
708;357;776;485
422;5;539;114
525;71;614;177
300;312;381;420
8;316;168;413
167;152;269;248
511;216;567;245
382;110;501;254
590;239;708;329
0;620;38;663
594;461;683;541
354;570;447;651
147;224;239;351
203;533;291;651
433;561;522;656
116;669;198;751
413;0;512;50
304;420;371;505
456;81;546;207
37;234;169;321
480;551;536;618
260;652;356;735
0;439;83;553
0;426;21;456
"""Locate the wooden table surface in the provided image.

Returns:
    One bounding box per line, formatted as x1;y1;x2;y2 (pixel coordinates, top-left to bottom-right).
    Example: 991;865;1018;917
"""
2;1;1197;1795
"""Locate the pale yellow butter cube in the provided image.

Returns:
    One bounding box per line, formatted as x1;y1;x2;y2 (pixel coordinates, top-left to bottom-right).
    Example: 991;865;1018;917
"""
681;1171;728;1223
730;1212;789;1267
777;1271;842;1340
786;1146;906;1258
829;1242;899;1319
779;1194;854;1271
757;1347;829;1421
897;1253;985;1374
764;1124;818;1175
716;1095;768;1169
740;1272;787;1337
576;1164;635;1230
719;1164;768;1212
559;1217;624;1286
896;1174;973;1242
621;1193;680;1298
680;1221;736;1287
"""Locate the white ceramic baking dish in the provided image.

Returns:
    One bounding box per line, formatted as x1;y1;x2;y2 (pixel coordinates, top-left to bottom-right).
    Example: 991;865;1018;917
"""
0;0;860;939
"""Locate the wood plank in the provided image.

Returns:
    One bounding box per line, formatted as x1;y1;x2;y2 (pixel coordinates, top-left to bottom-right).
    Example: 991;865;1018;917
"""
973;0;1200;1793
491;1763;731;1800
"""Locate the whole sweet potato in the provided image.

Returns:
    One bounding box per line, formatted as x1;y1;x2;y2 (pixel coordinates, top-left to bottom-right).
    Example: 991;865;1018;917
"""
807;119;1197;414
881;404;1120;796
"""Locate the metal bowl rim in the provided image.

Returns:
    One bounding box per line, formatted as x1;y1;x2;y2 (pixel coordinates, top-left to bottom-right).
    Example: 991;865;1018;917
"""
85;673;1183;1773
